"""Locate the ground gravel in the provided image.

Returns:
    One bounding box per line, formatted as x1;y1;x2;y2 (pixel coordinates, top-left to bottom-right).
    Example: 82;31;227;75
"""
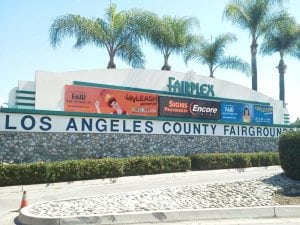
28;173;300;217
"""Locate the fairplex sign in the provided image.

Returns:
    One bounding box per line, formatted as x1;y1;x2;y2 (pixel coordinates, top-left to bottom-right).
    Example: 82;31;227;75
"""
0;113;293;138
167;77;215;97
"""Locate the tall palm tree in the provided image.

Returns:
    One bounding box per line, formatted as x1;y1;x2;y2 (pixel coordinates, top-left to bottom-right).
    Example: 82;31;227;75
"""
293;41;300;59
260;17;300;105
49;4;153;69
223;0;287;91
145;16;199;71
184;33;250;78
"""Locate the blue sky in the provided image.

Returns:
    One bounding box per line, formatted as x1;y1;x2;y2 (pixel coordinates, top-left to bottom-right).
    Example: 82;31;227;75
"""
0;0;299;122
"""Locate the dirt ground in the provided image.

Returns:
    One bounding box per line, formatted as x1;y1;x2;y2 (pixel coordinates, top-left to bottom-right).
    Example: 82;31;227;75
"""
273;194;300;205
273;185;300;205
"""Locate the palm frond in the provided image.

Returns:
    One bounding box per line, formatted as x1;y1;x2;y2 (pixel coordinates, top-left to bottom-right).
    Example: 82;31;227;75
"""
260;16;300;57
116;42;145;68
148;16;199;56
223;0;251;31
49;14;105;49
183;48;203;65
224;0;286;39
258;10;289;38
184;33;248;77
217;56;251;76
291;41;300;59
49;4;149;68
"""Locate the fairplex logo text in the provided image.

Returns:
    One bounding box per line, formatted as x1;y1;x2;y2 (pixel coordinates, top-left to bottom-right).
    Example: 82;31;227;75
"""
0;113;293;138
167;77;215;97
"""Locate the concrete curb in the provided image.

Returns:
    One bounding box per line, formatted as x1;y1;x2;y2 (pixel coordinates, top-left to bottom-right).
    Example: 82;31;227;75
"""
18;205;300;225
0;166;282;194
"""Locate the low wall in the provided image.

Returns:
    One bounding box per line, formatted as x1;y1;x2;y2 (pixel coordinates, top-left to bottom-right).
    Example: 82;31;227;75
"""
0;132;278;163
0;109;290;163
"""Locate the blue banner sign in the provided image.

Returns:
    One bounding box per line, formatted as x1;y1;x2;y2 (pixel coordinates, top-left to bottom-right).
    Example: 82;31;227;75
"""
221;102;273;125
253;105;273;124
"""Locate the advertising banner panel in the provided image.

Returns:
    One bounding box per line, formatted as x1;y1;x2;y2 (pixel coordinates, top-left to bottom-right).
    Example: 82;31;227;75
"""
253;105;273;124
64;85;158;116
159;96;220;120
221;102;273;124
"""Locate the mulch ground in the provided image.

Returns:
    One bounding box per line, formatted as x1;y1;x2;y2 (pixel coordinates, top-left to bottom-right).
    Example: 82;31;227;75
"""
273;194;300;205
273;183;300;205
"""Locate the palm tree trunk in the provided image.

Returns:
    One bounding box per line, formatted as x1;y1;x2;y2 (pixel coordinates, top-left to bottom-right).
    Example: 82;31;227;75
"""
250;40;258;91
161;54;171;71
277;58;286;106
209;66;214;78
107;54;116;69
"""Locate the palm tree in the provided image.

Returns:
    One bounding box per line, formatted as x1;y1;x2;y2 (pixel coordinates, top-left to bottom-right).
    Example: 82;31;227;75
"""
260;17;300;105
293;41;300;59
184;33;250;78
224;0;287;91
145;16;199;71
49;4;153;69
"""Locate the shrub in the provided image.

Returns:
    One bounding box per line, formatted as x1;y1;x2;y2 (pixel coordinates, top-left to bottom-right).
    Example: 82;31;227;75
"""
0;156;190;186
45;158;124;183
190;153;251;170
0;158;125;186
190;152;279;170
190;154;225;170
0;152;281;187
279;130;300;180
231;154;251;168
0;162;47;186
82;158;124;179
123;156;191;176
249;152;279;167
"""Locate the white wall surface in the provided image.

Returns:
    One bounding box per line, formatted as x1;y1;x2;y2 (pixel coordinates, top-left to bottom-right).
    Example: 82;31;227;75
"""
8;87;17;108
18;80;35;91
34;69;285;124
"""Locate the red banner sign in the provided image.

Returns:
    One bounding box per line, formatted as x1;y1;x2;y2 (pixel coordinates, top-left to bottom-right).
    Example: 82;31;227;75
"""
64;85;158;116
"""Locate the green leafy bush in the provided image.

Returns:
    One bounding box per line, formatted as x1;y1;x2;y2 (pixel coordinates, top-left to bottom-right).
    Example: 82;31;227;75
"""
0;156;190;186
190;152;279;170
0;162;47;186
231;154;251;168
45;158;124;183
190;153;249;170
0;152;281;186
249;152;279;167
279;130;300;180
123;156;191;175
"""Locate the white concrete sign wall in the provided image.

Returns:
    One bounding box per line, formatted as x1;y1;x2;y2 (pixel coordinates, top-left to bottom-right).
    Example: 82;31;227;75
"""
34;69;285;124
0;113;293;138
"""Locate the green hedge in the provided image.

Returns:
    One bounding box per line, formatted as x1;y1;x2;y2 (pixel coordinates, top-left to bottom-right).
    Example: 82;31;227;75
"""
0;152;280;186
123;156;191;176
0;156;189;186
0;162;48;186
45;158;124;182
249;152;280;167
279;130;300;180
190;152;279;170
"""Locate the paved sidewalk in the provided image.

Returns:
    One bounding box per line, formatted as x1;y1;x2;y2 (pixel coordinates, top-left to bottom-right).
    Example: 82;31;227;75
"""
136;218;300;225
0;166;293;225
5;212;300;225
